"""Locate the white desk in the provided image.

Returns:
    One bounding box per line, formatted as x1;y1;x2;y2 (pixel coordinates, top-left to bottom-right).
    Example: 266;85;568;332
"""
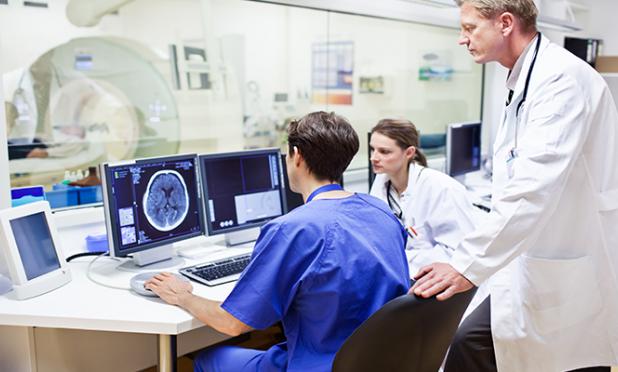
0;211;252;372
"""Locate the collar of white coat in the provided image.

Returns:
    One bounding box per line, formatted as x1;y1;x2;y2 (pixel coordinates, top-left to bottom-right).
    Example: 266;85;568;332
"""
506;34;548;94
380;162;424;198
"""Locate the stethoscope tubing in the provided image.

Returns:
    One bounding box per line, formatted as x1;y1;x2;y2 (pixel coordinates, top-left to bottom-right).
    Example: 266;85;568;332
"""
516;32;543;118
506;32;542;152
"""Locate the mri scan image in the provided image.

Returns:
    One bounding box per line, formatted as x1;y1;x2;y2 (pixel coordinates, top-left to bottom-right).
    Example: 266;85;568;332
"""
121;226;137;245
143;170;189;231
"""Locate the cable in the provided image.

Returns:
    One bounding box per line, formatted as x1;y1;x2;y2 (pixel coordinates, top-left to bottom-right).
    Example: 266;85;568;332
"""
66;251;106;262
85;252;131;291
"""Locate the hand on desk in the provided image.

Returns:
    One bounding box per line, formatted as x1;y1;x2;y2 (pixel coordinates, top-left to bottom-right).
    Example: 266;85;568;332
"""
26;148;49;158
146;272;253;337
410;263;474;301
145;272;193;305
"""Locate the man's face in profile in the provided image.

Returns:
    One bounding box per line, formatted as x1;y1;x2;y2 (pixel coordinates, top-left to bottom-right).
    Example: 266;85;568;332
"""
458;3;506;64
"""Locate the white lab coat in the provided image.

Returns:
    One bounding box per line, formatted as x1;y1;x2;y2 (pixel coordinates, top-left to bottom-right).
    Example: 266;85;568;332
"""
450;35;618;372
370;163;477;275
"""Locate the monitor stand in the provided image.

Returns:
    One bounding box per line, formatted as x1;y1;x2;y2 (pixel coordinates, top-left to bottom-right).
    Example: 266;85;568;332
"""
116;244;186;272
224;227;260;247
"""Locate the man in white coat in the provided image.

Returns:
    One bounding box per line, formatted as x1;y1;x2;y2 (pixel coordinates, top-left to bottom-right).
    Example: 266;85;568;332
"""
411;1;618;371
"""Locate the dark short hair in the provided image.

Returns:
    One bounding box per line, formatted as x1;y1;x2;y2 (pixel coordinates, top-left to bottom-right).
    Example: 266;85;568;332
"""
287;111;359;182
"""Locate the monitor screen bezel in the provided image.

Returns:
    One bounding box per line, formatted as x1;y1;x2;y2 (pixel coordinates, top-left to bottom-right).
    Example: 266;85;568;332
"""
0;201;69;287
199;148;287;237
101;153;205;258
445;121;482;177
279;153;305;213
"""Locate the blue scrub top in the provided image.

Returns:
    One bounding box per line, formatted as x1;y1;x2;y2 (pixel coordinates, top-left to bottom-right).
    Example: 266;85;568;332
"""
222;193;410;371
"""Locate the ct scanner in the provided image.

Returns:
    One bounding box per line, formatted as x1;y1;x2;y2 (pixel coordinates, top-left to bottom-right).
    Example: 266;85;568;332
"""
7;36;180;186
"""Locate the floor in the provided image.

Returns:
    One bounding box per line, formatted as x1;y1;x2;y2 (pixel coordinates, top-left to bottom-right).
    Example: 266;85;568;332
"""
137;322;618;372
140;338;618;372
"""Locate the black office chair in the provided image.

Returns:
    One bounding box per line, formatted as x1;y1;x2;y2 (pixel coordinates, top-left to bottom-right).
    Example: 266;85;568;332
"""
332;288;477;372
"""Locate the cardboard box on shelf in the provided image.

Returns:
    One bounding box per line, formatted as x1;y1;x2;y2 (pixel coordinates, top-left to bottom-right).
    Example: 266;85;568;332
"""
596;56;618;73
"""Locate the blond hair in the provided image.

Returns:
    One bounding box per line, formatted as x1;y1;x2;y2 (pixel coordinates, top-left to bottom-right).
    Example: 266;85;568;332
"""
455;0;538;31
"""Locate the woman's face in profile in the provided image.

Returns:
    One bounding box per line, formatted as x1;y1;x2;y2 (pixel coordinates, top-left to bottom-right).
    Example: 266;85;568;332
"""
369;132;409;176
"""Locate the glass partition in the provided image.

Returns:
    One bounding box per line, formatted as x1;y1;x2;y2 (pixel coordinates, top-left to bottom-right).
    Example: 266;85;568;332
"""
1;0;482;208
327;12;483;170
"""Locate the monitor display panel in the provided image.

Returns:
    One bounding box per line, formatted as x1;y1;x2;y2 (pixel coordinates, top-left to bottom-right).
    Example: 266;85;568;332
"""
446;121;482;177
279;153;343;213
368;132;376;192
10;211;60;281
0;201;71;300
102;154;204;257
199;148;286;235
280;154;305;213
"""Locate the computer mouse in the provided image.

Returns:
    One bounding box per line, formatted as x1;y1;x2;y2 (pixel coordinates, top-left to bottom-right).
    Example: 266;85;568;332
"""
129;272;189;297
0;274;12;295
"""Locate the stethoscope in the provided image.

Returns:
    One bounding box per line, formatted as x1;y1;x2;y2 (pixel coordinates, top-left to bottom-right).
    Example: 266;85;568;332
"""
386;180;404;221
506;32;542;161
385;166;425;240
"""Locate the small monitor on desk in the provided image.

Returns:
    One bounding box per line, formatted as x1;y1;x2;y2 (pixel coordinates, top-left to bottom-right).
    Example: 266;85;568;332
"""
446;121;482;182
199;148;286;246
101;154;205;268
0;201;71;299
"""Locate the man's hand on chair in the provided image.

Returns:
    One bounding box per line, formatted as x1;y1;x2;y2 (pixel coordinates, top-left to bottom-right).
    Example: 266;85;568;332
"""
410;263;474;301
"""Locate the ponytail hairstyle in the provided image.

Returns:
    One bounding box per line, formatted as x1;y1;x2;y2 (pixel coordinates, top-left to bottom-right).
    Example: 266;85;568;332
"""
371;119;428;167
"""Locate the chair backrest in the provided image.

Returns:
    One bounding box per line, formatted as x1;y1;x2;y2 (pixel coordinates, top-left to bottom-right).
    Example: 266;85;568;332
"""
332;289;477;372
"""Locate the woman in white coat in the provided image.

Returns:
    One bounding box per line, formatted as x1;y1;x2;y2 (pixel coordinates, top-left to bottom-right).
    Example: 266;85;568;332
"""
369;119;478;275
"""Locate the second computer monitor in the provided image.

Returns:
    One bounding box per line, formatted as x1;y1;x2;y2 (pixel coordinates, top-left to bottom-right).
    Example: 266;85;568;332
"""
446;121;482;178
199;148;286;238
279;153;344;212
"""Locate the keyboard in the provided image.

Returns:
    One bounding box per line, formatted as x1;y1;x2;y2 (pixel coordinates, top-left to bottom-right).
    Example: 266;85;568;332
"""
179;253;252;286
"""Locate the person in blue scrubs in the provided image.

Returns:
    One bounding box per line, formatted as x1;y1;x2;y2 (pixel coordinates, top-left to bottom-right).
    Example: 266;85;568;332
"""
146;111;410;371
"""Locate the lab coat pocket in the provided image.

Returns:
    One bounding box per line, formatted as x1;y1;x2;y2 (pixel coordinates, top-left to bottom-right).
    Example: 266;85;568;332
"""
407;224;431;250
520;255;602;335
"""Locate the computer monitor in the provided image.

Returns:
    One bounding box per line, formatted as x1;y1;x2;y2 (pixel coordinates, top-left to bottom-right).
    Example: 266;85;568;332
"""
367;132;376;193
446;121;482;181
279;153;344;212
280;154;305;213
101;154;205;268
0;201;71;299
199;148;286;246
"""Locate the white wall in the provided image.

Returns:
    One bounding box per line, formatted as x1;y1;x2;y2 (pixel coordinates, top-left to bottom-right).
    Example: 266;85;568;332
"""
579;0;618;54
532;1;618;55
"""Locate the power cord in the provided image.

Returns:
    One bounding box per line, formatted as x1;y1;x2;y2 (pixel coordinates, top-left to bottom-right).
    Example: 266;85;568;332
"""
66;251;106;262
84;252;131;291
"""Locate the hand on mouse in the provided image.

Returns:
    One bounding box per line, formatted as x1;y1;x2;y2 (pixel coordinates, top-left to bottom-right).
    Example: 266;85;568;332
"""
145;272;193;305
